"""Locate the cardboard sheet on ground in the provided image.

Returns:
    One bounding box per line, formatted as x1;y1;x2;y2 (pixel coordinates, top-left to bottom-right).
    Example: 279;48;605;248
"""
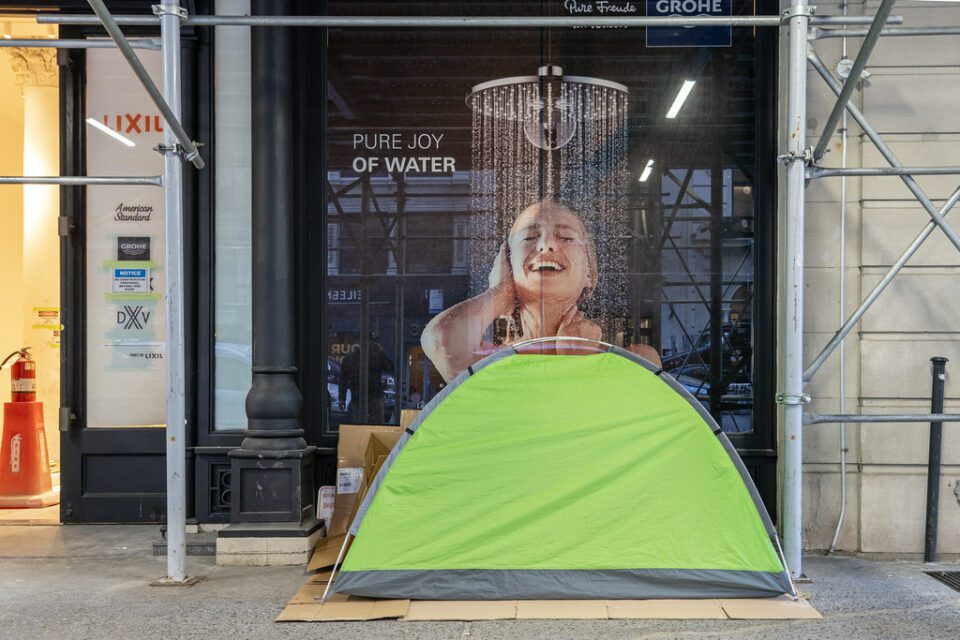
276;582;822;622
306;533;348;572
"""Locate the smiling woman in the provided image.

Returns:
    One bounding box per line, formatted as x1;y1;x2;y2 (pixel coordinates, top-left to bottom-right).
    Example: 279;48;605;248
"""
421;198;609;382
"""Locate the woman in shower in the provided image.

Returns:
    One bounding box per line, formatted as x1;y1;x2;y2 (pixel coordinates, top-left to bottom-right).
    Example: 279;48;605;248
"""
422;198;660;382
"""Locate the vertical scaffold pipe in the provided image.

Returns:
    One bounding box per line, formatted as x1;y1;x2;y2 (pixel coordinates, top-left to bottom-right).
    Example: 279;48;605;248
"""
783;0;809;579
159;1;187;583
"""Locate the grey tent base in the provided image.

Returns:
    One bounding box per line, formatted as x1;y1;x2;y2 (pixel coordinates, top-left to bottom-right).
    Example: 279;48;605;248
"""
333;568;793;600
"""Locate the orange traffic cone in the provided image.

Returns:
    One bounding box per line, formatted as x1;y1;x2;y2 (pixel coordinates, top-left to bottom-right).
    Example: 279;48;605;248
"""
0;401;59;508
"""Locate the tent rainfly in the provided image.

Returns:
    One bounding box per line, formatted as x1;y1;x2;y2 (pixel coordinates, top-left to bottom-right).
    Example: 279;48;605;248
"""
331;342;795;600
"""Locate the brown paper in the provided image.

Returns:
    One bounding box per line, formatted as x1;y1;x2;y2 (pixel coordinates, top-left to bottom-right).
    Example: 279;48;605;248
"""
400;409;419;430
306;533;348;572
720;596;823;620
607;599;727;619
515;600;609;619
404;600;518;621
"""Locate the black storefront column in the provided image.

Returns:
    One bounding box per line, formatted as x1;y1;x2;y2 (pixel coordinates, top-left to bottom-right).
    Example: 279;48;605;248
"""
220;0;320;549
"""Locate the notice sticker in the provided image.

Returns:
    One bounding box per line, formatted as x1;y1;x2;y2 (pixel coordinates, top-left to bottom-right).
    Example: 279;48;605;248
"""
337;467;364;494
112;267;150;293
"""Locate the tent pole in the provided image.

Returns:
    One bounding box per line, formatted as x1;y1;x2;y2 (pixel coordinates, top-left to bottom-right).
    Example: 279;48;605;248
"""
781;0;809;581
320;532;352;603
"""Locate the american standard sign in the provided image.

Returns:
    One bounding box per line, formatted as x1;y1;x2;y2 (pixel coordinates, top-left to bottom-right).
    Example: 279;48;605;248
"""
114;202;154;222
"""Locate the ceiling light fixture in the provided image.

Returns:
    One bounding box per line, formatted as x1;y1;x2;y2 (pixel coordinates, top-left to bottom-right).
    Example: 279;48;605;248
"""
86;117;136;147
665;80;696;119
639;159;654;182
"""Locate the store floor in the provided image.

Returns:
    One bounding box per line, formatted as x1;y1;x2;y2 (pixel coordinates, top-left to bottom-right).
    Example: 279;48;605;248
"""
0;525;958;639
0;504;59;525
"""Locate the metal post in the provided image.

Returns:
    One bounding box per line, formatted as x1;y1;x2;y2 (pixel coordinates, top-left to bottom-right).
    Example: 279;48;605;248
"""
0;38;160;49
815;26;960;39
36;14;902;27
157;1;187;583
84;0;204;169
225;0;318;533
782;0;810;580
810;167;960;178
805;413;960;425
0;176;162;185
924;357;948;563
812;0;896;162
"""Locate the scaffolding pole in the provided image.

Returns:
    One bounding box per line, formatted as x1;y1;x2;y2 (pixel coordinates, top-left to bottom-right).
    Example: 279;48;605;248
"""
35;14;902;27
781;0;809;580
0;176;162;185
0;38;161;49
806;414;960;425
814;26;960;39
156;0;189;584
812;0;896;162
810;167;960;178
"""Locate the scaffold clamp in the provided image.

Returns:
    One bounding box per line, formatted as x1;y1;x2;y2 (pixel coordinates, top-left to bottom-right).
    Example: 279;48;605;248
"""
782;5;816;21
152;4;188;20
776;392;811;406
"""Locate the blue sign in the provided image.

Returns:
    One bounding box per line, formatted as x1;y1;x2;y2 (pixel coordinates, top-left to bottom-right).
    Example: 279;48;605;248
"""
646;0;732;48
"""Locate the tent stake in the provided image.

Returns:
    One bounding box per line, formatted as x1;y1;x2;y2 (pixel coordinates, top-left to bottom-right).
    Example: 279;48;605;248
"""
320;532;352;603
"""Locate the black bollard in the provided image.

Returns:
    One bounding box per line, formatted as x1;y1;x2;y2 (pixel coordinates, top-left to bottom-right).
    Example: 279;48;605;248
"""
924;356;948;563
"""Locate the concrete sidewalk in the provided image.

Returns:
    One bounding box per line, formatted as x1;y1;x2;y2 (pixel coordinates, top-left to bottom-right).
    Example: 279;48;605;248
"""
0;524;958;639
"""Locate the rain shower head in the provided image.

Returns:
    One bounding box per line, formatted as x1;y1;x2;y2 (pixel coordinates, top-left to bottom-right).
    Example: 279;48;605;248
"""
467;65;628;151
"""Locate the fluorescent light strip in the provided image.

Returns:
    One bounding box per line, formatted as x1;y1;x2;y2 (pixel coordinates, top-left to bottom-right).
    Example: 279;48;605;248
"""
665;80;697;119
86;117;136;147
639;159;654;183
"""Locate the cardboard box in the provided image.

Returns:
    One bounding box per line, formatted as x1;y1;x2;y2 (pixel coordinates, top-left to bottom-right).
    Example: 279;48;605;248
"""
327;424;403;536
400;409;420;430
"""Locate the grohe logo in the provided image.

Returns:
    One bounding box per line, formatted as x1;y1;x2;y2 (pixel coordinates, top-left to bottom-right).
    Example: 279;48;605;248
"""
99;114;164;135
118;236;151;261
117;305;151;330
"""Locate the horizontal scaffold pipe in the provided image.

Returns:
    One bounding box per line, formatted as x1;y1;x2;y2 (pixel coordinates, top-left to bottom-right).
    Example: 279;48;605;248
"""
36;14;903;28
810;167;960;178
815;26;960;39
805;413;960;425
0;176;163;186
0;38;160;49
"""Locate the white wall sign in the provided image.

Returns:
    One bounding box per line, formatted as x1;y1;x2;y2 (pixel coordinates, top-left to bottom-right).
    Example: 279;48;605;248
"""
85;48;166;428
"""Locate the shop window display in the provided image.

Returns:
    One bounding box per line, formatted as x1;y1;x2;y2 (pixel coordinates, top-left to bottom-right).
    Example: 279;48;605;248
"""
322;1;765;435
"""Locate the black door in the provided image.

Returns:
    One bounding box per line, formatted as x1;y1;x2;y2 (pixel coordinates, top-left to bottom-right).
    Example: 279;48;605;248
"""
58;45;168;523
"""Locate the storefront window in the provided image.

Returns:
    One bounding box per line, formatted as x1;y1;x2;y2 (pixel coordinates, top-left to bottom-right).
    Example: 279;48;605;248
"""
212;0;252;430
322;1;766;433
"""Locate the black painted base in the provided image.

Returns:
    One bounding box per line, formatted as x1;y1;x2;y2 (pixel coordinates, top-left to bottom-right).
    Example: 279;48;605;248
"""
228;446;317;524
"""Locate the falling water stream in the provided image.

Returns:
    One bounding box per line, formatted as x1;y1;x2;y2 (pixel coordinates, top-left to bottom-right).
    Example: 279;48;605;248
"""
469;72;630;342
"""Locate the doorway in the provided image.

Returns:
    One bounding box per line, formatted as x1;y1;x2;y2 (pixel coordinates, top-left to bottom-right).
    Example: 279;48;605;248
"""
0;16;61;525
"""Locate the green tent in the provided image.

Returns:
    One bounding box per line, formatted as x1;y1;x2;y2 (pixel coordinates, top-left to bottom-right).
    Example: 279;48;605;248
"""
332;343;794;600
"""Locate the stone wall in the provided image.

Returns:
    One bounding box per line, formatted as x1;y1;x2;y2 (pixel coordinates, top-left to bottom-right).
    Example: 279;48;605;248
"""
794;0;960;554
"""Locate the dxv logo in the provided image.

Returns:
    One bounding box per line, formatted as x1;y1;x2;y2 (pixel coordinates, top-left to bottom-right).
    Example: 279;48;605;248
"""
116;305;151;330
101;114;164;135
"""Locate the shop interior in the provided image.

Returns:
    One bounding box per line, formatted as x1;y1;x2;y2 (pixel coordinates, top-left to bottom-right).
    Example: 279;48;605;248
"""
0;16;61;525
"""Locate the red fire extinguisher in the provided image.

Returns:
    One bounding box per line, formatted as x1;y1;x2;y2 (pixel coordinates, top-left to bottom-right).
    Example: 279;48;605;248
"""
1;348;36;403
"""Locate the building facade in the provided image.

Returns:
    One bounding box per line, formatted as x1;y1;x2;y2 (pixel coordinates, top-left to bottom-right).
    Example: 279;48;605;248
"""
0;0;956;556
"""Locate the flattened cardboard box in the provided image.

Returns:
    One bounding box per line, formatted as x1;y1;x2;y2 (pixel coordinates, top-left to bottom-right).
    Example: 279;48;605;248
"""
277;595;821;622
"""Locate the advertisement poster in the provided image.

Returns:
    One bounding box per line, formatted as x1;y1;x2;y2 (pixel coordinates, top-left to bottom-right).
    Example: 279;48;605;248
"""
85;48;166;428
323;3;758;434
